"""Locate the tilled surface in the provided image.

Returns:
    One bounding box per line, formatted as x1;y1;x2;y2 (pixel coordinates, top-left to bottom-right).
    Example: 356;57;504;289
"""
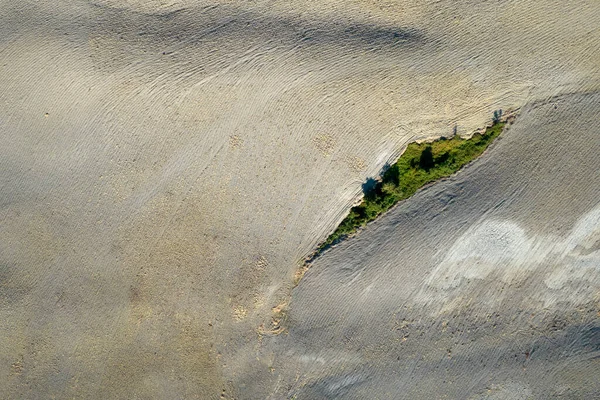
268;94;600;399
1;1;599;398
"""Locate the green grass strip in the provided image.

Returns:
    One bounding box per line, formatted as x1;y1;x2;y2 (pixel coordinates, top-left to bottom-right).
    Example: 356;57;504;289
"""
319;120;506;250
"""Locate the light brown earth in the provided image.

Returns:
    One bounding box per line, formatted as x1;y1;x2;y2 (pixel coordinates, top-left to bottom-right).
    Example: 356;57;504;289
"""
1;1;599;399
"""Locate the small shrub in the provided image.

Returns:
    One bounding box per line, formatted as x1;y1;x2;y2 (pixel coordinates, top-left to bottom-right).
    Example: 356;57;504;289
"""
381;182;397;194
435;151;450;164
493;109;503;124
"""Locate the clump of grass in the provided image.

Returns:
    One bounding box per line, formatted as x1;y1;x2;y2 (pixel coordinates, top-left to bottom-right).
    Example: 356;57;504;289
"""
319;120;506;250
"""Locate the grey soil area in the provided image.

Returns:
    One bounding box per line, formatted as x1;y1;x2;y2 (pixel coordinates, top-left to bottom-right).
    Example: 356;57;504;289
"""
1;1;599;399
266;93;600;399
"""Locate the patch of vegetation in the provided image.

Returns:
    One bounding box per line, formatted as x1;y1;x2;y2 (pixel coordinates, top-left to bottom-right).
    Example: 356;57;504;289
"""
319;119;507;250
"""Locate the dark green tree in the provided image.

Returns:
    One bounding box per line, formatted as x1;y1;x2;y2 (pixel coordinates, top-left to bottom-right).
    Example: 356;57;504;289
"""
493;109;503;124
419;145;434;171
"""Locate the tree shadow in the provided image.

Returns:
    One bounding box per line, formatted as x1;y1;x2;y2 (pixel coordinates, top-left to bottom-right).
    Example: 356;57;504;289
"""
361;161;401;202
362;177;379;200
